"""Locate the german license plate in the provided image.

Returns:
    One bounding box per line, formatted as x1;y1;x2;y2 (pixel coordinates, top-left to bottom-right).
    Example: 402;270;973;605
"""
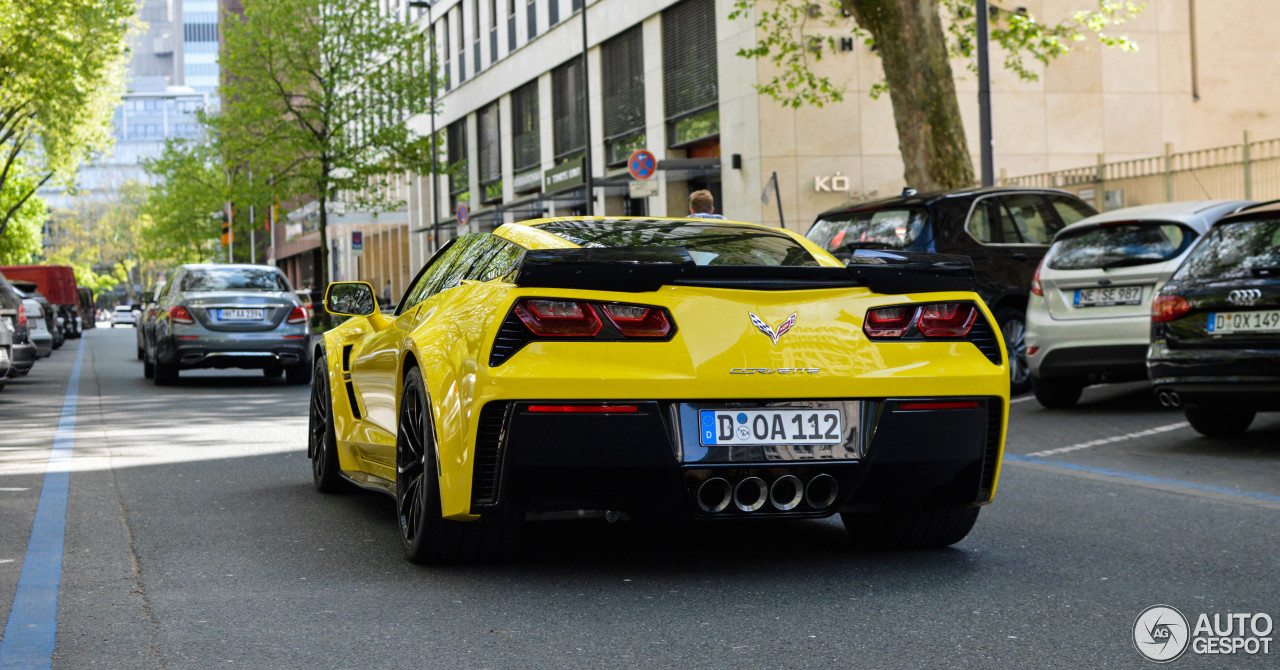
699;409;843;446
1074;285;1142;307
1207;310;1280;334
219;308;264;321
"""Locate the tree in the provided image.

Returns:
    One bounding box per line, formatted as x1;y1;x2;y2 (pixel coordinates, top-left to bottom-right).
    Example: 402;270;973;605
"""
731;0;1142;191
219;0;438;287
0;158;48;264
0;0;134;238
142;136;226;263
45;180;155;301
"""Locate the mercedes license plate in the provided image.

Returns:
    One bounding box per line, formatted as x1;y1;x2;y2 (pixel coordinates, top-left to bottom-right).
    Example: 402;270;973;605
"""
1207;310;1280;334
1074;285;1143;307
699;409;843;446
219;308;264;321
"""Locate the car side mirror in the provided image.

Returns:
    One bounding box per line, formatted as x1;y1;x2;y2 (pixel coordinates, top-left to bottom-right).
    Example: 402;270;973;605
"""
140;292;154;303
325;282;377;317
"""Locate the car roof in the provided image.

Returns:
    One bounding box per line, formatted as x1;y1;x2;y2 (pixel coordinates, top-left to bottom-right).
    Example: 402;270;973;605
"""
1058;200;1253;235
179;263;282;271
813;186;1080;218
1213;198;1280;225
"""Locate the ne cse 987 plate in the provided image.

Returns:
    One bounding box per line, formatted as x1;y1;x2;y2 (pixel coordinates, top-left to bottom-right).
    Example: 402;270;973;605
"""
699;409;842;446
1074;285;1142;307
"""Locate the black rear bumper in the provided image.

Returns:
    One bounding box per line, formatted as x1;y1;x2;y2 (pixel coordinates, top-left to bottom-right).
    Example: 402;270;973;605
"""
1034;344;1148;383
1149;342;1280;409
470;398;1004;520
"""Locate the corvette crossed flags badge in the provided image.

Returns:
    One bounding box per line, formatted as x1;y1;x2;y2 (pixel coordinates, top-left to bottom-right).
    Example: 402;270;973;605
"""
749;312;797;346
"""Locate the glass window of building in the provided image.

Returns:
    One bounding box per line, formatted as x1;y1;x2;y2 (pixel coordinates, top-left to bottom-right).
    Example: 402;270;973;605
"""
549;0;559;26
477;101;502;204
662;0;719;148
511;80;541;194
473;0;481;73
507;0;517;52
440;16;452;90
489;0;499;62
552;59;585;163
527;0;537;39
447;119;470;214
457;6;467;82
601;26;645;167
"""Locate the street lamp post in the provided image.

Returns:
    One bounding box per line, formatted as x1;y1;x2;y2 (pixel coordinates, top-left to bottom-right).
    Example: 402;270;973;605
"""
976;0;994;187
580;0;593;215
408;0;441;251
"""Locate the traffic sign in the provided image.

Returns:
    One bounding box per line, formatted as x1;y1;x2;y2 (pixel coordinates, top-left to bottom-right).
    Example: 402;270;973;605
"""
628;149;656;180
457;204;470;226
352;230;363;257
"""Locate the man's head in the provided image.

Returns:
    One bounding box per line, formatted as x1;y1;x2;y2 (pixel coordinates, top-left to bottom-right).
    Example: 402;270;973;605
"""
689;189;715;215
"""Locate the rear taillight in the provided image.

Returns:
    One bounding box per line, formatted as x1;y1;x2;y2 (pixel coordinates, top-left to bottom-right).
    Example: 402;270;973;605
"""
864;302;982;339
1151;295;1191;323
863;305;919;338
17;304;26;328
527;404;639;414
514;299;602;337
1031;256;1046;296
286;305;309;324
169;306;195;324
918;303;977;337
601;304;671;337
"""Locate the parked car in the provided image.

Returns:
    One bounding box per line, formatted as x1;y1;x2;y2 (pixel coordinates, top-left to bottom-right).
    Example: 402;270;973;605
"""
0;271;36;377
808;187;1098;392
135;287;162;360
1148;201;1280;436
1026;200;1251;408
142;264;311;385
0;301;12;390
78;286;96;331
11;280;63;349
22;298;53;358
110;305;138;327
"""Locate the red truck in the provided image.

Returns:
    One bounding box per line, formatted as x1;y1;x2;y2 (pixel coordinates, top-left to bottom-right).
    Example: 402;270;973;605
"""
0;265;82;338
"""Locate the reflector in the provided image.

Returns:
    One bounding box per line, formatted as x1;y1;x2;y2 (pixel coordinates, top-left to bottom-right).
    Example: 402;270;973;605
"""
526;405;639;413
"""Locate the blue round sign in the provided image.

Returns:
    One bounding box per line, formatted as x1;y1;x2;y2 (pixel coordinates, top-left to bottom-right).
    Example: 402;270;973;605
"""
456;204;470;226
628;149;656;180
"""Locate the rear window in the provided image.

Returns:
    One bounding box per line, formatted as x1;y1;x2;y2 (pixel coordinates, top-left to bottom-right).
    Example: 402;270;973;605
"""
534;220;820;267
807;208;928;253
1048;222;1196;271
180;268;291;292
1174;218;1280;281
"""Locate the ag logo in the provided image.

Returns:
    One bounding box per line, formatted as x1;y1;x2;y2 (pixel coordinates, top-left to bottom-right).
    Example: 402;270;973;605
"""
1134;605;1190;663
749;312;797;346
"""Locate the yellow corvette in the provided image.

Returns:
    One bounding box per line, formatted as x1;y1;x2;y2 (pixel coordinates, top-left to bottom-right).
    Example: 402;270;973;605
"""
309;217;1009;563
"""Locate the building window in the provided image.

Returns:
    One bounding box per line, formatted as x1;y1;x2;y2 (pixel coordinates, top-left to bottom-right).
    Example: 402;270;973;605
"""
440;16;452;90
473;0;481;72
549;0;559;26
489;0;499;62
457;7;467;82
527;0;537;39
477;101;502;203
572;0;582;10
507;0;517;52
602;26;645;167
551;59;584;162
511;80;541;192
447;119;469;214
662;0;719;148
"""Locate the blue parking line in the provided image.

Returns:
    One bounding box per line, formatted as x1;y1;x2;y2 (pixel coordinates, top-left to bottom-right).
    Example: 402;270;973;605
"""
1;338;85;670
1005;454;1280;504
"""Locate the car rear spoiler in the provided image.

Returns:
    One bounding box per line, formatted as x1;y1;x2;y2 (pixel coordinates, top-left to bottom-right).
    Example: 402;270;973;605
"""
513;247;976;295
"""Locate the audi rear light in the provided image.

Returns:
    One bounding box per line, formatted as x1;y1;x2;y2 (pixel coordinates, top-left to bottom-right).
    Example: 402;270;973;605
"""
16;304;26;328
918;303;977;337
1031;255;1047;296
169;306;196;324
286;305;309;324
863;305;918;338
1151;295;1191;323
602;304;671;337
514;299;602;337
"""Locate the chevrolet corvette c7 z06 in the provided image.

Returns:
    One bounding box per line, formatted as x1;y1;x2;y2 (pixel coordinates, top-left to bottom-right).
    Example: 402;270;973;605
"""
309;217;1010;563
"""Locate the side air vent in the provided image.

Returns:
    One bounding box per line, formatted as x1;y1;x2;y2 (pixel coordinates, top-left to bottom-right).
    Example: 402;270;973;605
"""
976;400;1003;503
489;312;532;367
469;402;511;512
341;344;353;371
967;315;1003;366
341;344;362;419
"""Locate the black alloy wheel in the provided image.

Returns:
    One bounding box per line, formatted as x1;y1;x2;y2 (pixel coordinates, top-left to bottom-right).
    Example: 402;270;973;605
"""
308;354;345;492
996;307;1031;395
395;367;519;564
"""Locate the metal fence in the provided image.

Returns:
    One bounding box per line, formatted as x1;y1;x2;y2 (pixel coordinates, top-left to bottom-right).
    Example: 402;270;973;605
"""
1001;132;1280;211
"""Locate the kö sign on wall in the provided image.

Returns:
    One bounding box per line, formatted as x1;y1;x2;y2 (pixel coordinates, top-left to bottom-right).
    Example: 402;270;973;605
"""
814;171;851;193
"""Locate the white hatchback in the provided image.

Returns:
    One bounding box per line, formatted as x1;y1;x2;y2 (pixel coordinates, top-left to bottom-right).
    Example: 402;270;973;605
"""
1026;200;1252;408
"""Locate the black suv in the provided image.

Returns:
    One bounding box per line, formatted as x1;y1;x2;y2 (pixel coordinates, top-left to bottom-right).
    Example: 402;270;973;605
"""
1148;201;1280;436
807;187;1098;392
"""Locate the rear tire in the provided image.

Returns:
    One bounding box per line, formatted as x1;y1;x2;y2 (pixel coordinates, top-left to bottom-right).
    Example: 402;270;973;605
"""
995;307;1031;396
1032;377;1085;409
396;367;519;564
1184;405;1255;437
840;505;980;550
286;361;312;385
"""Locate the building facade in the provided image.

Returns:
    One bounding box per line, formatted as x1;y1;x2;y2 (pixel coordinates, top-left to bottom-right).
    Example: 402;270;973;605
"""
276;0;1280;297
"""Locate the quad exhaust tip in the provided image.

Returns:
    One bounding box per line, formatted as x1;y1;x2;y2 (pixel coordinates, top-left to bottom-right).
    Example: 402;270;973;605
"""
696;477;733;514
733;477;769;513
804;474;839;509
769;475;804;511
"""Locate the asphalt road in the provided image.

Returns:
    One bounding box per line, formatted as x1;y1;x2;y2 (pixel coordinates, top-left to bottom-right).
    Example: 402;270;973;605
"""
2;328;1278;669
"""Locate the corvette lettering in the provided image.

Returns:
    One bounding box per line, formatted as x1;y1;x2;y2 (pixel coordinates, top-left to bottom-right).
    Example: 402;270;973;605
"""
730;368;821;374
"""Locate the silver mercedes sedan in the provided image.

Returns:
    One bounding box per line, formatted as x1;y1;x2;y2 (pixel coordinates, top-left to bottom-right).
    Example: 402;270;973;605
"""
142;264;312;385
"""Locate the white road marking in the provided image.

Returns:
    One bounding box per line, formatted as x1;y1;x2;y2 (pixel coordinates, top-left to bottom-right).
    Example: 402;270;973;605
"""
0;488;30;492
1025;422;1190;457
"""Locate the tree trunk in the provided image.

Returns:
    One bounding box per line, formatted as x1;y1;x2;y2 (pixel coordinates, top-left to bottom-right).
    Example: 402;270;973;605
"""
318;188;329;290
844;0;975;191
